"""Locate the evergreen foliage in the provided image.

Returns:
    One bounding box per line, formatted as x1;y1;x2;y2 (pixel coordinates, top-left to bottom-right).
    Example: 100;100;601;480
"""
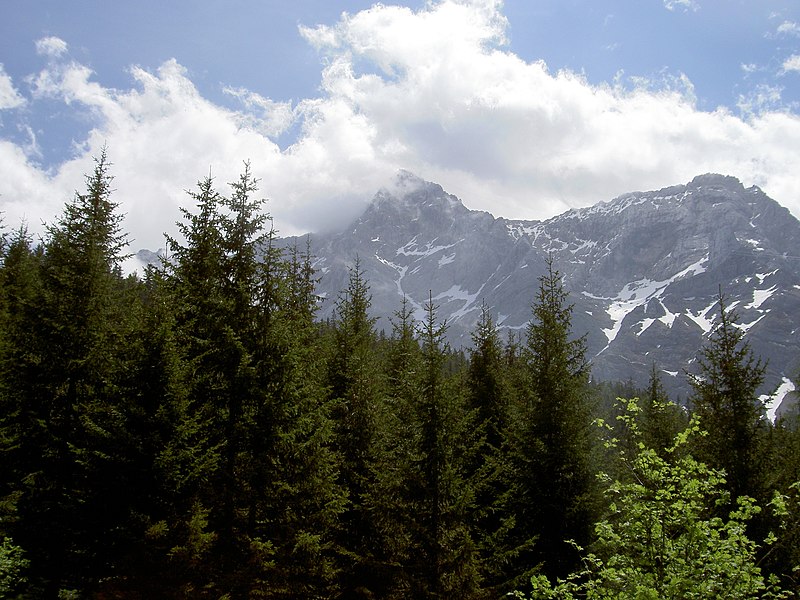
688;291;769;505
326;257;387;597
505;255;598;584
0;154;798;598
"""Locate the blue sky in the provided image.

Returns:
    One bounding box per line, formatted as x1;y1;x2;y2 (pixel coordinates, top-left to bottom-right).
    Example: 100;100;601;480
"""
2;0;800;252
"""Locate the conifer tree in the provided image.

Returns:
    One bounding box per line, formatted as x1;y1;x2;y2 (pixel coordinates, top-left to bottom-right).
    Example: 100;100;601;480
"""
408;294;481;599
687;291;768;505
4;150;136;595
326;258;387;597
465;302;518;597
641;363;687;457
250;239;344;598
468;302;509;453
506;255;596;583
163;172;344;597
162;173;231;593
0;227;43;535
369;296;422;597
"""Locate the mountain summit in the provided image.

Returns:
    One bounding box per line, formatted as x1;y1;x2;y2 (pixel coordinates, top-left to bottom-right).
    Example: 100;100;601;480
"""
288;172;800;413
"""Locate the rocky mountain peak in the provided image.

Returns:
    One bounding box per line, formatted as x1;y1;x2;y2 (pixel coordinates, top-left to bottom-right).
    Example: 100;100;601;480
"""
688;173;746;192
283;173;800;416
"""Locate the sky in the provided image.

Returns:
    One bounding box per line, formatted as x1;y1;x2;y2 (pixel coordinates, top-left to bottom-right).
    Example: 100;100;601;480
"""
2;0;800;253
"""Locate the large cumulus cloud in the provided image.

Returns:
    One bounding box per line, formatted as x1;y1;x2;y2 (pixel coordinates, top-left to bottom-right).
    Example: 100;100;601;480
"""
1;0;800;254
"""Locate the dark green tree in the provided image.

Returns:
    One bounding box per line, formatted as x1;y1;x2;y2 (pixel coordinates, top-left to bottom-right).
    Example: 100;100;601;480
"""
687;292;768;505
3;150;137;596
0;226;43;538
326;258;388;597
408;294;481;599
641;363;688;457
468;302;510;453
368;296;422;598
506;255;597;583
163;171;344;597
465;302;518;597
250;239;345;598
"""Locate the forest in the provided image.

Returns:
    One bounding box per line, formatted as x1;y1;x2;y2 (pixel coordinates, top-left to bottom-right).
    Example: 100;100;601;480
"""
1;153;799;599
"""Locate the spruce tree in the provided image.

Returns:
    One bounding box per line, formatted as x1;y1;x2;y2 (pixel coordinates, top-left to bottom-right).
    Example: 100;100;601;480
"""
4;150;135;595
468;302;509;452
408;294;480;599
250;240;344;598
163;173;345;597
641;363;687;457
326;258;387;597
687;291;768;506
369;296;422;598
466;302;518;597
0;227;44;539
506;255;596;583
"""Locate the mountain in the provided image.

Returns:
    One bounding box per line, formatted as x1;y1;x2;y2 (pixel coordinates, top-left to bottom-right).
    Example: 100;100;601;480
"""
284;171;800;414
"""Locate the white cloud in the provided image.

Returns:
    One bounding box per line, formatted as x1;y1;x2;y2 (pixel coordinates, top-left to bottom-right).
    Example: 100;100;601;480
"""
35;36;68;58
777;21;800;36
0;64;25;109
737;83;784;115
2;1;800;254
783;54;800;73
222;87;295;138
663;0;699;12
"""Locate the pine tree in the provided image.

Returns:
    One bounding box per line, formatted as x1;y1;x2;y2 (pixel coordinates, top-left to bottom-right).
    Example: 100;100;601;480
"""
4;150;137;595
369;296;422;597
687;291;768;505
641;363;687;457
468;302;509;453
162;173;231;594
409;294;481;599
506;255;596;583
249;239;345;598
465;302;518;597
326;258;387;597
0;226;44;536
163;173;345;597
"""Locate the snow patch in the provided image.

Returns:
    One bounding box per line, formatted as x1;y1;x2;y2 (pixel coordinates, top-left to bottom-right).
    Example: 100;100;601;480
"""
760;378;796;423
570;239;597;254
506;222;539;241
745;239;763;250
658;300;678;327
434;283;487;319
745;286;777;310
755;270;779;284
734;314;767;333
637;318;655;336
438;253;456;267
685;298;718;334
396;236;460;257
600;254;709;345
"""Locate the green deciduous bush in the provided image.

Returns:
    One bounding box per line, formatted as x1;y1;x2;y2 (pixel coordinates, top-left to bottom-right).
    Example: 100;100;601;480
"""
513;398;793;600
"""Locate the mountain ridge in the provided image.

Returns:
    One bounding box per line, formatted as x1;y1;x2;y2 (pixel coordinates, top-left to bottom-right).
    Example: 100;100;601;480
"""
285;171;800;415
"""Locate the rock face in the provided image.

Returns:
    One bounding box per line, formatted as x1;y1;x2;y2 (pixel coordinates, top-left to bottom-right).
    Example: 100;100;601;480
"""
287;172;800;412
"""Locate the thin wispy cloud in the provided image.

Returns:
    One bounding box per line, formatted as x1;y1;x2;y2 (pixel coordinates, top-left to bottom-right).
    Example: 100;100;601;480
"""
663;0;699;13
783;54;800;73
777;21;800;36
34;36;68;58
0;65;25;110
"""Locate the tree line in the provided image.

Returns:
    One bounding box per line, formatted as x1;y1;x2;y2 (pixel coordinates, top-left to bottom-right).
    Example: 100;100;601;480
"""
1;154;799;598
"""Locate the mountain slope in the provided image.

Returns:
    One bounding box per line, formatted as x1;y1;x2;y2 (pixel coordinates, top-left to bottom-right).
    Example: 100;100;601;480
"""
286;172;800;412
